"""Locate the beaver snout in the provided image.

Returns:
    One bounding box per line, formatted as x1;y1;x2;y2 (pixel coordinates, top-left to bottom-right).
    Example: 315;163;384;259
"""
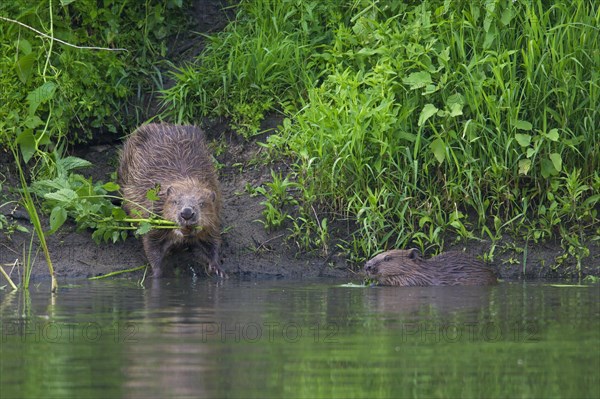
364;261;377;275
180;207;196;221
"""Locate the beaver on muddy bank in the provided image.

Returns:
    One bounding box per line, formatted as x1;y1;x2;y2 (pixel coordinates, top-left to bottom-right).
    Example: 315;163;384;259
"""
364;248;498;286
118;123;225;278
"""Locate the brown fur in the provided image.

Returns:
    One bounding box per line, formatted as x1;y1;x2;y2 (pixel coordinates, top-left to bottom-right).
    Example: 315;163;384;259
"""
364;249;497;286
118;123;224;278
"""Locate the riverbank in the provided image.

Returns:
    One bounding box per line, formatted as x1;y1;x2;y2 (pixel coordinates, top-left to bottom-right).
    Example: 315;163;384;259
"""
1;119;598;285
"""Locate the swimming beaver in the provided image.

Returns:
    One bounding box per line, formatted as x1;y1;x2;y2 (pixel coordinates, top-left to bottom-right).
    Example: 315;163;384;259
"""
118;123;224;278
364;249;497;286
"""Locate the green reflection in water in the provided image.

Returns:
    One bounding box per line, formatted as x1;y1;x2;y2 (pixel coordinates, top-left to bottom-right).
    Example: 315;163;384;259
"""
1;281;598;399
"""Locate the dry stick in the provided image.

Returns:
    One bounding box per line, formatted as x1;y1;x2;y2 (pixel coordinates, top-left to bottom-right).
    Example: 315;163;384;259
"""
88;265;148;280
0;16;128;52
0;262;18;291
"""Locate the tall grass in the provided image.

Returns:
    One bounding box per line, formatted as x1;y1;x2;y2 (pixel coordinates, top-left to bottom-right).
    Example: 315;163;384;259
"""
163;0;599;267
274;0;598;260
160;0;347;135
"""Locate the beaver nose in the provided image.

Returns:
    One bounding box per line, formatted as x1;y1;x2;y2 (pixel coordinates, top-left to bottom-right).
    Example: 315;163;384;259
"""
364;262;373;273
180;207;195;220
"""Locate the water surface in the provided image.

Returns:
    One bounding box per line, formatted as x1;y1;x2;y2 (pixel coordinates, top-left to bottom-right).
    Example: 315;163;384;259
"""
1;278;599;398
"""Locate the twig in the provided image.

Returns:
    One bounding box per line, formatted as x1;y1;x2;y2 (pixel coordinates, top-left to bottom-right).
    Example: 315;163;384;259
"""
88;265;148;280
0;261;18;291
253;234;285;252
0;16;128;52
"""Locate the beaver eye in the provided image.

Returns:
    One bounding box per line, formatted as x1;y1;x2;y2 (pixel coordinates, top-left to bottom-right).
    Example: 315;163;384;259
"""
199;201;205;208
383;255;391;262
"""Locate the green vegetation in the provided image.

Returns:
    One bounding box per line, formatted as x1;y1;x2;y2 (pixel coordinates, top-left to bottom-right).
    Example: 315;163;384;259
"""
0;0;188;288
1;0;598;279
163;0;599;268
160;0;349;135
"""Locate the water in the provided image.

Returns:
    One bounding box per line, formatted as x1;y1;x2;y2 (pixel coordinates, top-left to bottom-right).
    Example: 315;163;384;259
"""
1;278;599;399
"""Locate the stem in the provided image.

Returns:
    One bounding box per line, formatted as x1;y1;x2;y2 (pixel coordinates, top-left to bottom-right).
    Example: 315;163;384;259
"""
88;265;147;280
0;16;128;52
0;263;18;291
11;146;58;293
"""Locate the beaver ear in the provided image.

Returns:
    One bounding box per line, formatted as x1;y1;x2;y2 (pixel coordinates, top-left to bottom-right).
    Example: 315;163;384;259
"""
408;248;421;259
210;191;216;202
166;186;173;196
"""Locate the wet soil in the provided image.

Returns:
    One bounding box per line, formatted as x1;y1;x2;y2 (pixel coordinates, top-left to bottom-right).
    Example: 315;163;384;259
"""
1;118;598;285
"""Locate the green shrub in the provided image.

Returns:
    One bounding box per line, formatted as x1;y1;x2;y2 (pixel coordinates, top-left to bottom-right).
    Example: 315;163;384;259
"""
1;0;187;151
275;0;598;259
160;0;348;136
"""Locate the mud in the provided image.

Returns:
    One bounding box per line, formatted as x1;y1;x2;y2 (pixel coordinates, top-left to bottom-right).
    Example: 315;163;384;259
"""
1;118;598;285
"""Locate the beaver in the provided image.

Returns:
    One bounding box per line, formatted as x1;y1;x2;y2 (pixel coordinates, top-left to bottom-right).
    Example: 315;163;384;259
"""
364;248;497;286
118;123;224;278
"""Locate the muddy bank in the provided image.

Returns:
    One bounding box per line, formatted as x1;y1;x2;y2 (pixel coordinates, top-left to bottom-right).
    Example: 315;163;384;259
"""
0;120;348;282
1;118;598;286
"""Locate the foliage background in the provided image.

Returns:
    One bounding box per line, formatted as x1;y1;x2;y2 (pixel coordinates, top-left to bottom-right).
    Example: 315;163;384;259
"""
1;0;598;272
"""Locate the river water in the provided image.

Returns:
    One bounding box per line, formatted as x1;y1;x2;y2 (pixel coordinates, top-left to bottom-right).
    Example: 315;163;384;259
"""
1;278;599;399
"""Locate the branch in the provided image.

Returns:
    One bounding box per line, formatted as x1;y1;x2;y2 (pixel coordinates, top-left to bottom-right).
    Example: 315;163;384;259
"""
0;16;128;52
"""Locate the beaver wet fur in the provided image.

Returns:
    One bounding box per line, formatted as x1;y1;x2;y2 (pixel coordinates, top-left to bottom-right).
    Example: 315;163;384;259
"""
364;249;497;286
118;123;224;278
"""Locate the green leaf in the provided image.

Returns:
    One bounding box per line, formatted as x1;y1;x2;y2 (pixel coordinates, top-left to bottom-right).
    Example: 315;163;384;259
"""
541;159;559;178
418;104;438;127
446;93;464;117
27;82;57;116
423;84;439;95
103;182;120;192
430;138;446;164
136;221;152;236
500;8;514;26
45;188;78;203
515;133;531;147
549;153;562;172
583;194;600;208
483;24;497;49
16;224;30;233
16;129;36;163
60;156;92;171
526;148;536;158
48;206;67;234
24;115;44;129
16;39;32;54
112;207;127;220
546;128;559;141
403;71;433;90
92;228;104;244
518;159;532;175
15;53;35;84
515;120;533;131
146;187;160;201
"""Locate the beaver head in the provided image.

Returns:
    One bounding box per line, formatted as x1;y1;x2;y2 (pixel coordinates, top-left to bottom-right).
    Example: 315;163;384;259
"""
365;249;422;276
161;178;219;235
364;248;438;286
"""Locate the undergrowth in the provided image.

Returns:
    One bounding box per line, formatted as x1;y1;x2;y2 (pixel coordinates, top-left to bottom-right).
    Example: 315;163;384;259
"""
0;0;189;287
160;0;349;136
163;0;599;271
1;0;187;149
